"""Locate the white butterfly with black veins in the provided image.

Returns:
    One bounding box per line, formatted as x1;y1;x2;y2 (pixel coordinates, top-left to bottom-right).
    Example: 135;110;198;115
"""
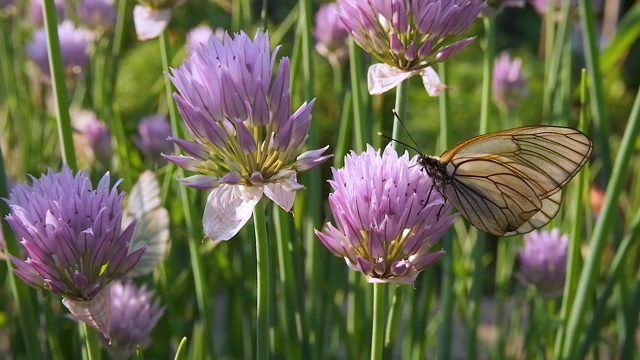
123;170;170;277
418;126;592;236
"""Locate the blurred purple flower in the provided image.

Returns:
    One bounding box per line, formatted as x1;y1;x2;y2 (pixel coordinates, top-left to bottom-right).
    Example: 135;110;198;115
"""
4;167;145;337
186;25;225;54
72;109;113;168
492;52;527;112
482;0;525;16
100;281;164;358
165;30;331;242
339;0;486;95
315;145;456;284
1;0;16;12
85;119;113;167
78;0;116;33
26;21;94;77
133;0;184;40
517;229;568;298
29;0;65;26
529;0;594;16
313;3;349;64
529;0;548;13
134;114;173;162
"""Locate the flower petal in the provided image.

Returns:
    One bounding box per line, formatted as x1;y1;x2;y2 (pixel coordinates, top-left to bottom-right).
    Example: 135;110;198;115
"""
367;63;418;95
419;67;447;96
264;183;296;212
203;184;263;241
133;5;171;41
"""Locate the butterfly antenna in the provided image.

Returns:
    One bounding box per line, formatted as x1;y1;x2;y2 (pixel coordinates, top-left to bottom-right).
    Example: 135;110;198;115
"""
377;131;421;154
392;110;425;155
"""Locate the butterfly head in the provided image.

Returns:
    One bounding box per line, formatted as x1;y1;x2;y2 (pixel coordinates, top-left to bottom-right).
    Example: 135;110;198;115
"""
417;154;448;189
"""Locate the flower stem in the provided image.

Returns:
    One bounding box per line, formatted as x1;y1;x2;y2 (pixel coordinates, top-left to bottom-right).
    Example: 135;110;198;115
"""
348;39;366;153
80;321;102;360
253;199;271;359
554;69;589;357
42;0;76;168
479;16;495;135
383;286;403;358
370;283;385;360
577;0;612;180
274;204;305;358
159;30;215;358
437;61;454;360
391;79;409;149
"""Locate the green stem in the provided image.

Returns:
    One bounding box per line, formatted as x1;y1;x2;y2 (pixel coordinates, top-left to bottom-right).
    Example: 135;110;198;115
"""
253;200;271;359
159;30;215;358
542;0;571;123
553;69;589;358
621;263;640;358
333;90;352;168
260;0;267;29
42;293;64;360
80;322;102;360
330;59;343;96
112;0;128;58
384;286;403;358
466;235;484;359
479;16;495;135
578;0;612;181
42;0;76;168
349;39;366;152
560;83;640;358
391;79;409;148
437;61;453;360
370;283;385;360
495;240;515;359
273;205;305;358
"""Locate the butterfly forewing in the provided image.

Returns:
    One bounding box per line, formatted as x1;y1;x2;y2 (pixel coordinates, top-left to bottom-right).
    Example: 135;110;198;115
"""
433;126;591;236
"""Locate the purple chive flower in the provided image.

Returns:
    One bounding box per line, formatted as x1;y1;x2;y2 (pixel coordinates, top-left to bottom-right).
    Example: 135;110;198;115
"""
78;0;117;33
339;0;487;94
133;0;184;40
517;229;568;298
313;3;350;64
100;281;165;358
26;21;94;77
4;166;145;337
315;145;456;284
492;52;527;112
166;30;332;242
133;114;173;162
29;0;65;26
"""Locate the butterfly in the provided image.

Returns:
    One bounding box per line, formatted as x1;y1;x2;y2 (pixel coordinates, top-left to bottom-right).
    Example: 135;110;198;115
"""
416;126;592;236
122;170;170;278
